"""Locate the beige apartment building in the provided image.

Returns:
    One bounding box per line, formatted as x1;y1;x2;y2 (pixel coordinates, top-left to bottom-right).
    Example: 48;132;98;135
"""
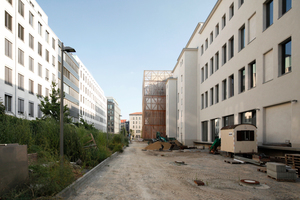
129;112;142;138
166;0;300;149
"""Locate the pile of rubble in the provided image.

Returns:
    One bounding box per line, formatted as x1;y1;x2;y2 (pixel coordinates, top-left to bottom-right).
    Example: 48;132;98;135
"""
144;140;186;151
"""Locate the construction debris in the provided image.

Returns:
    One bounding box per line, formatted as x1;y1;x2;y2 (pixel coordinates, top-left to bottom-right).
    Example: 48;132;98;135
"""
144;140;184;151
266;162;297;182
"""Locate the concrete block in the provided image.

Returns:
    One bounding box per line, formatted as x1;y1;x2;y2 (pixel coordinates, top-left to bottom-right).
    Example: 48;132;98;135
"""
267;169;296;180
266;162;286;173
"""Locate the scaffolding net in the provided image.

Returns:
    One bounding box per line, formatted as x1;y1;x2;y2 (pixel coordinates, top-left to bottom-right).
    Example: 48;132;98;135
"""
142;70;172;139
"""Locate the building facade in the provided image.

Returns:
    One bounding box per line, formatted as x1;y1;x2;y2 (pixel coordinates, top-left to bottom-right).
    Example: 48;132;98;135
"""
74;56;107;132
120;119;129;133
107;97;121;134
1;0;58;119
129;112;142;138
166;0;300;149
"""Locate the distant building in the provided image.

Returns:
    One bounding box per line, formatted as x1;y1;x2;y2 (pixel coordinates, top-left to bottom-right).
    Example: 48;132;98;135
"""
121;119;129;133
107;97;121;134
129;112;142;138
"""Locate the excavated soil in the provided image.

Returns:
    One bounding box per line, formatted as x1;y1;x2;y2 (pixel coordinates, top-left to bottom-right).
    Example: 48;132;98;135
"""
68;142;300;200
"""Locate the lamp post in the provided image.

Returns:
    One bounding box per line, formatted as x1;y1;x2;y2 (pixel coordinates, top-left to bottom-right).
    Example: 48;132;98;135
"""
60;42;75;167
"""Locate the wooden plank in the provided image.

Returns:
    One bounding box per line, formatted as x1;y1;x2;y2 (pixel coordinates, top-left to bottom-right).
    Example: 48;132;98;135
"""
224;160;243;164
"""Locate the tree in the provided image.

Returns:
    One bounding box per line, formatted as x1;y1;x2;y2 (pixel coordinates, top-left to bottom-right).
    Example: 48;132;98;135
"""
0;98;5;115
38;82;71;123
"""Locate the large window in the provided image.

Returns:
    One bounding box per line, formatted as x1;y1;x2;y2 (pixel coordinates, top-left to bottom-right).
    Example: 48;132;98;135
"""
38;84;42;97
205;63;208;80
5;39;12;58
205;91;208;108
202;121;208;141
5;67;12;86
18;49;24;65
265;0;273;29
29;12;34;27
222;43;227;65
222;79;227;100
280;38;291;75
38;63;42;77
210;87;214;106
229;3;234;19
229;36;234;59
240;110;256;126
229;74;234;97
215;84;219;104
5;11;12;31
5;95;12;112
249;61;256;89
18;98;24;114
201;67;204;83
38;42;42;56
18;0;24;16
38;22;42;36
223;115;234;127
29;56;34;72
210;57;214;75
29;34;34;49
210;32;213;44
45;49;49;62
29;79;34;94
215;23;219;37
215;52;219;71
237;131;254;141
29;102;34;117
222;14;226;29
280;0;292;17
18;24;24;41
211;119;219;140
201;94;204;109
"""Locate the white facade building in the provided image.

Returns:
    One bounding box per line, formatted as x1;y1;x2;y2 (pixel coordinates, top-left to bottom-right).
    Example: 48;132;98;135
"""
1;0;58;119
74;55;107;132
129;112;142;138
166;0;300;149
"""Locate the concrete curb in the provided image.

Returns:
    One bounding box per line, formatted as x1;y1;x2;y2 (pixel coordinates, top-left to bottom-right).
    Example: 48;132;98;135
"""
56;151;119;199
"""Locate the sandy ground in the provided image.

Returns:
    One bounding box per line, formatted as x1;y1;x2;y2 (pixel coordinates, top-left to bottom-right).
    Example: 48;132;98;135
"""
68;142;300;200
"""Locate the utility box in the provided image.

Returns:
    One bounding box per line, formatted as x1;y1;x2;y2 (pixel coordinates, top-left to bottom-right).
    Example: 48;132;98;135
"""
221;124;257;154
0;144;28;195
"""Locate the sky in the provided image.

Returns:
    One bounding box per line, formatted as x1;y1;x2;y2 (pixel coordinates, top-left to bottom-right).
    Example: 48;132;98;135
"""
37;0;218;120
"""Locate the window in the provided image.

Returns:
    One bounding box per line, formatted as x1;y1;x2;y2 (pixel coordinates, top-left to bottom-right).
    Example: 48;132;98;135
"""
237;130;255;141
29;102;34;117
229;36;234;59
229;74;234;97
18;49;24;65
249;61;256;89
201;94;204;109
215;23;219;37
52;38;55;49
45;31;49;43
52;73;55;82
222;14;226;29
222;43;227;65
52;56;55;66
29;56;34;72
280;0;292;17
5;95;12;112
202;121;208;141
205;91;208;108
5;39;12;58
18;73;24;90
29;34;34;49
239;25;245;51
18;98;24;114
38;22;42;36
223;115;234;127
5;11;12;31
18;0;24;17
239;68;245;93
229;3;234;19
248;13;256;42
38;42;42;56
263;49;273;82
265;0;273;29
181;75;183;82
5;67;12;86
201;45;204;55
205;63;208;80
38;63;42;77
29;79;34;94
210;32;213;44
215;52;219;71
38;84;42;97
215;84;219;104
211;119;220;140
29;12;34;27
210;57;214;75
210;87;214;106
239;0;244;8
38;105;42;118
201;67;204;83
240;110;256;126
280;38;291;75
205;39;208;50
222;79;227;100
45;49;49;62
18;24;24;41
45;69;49;81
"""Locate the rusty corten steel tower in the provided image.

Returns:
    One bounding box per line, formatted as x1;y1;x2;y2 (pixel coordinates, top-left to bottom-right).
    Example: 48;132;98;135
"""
142;70;172;139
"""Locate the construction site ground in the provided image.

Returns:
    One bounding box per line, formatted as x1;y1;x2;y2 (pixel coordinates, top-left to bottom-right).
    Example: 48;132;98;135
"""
68;141;300;200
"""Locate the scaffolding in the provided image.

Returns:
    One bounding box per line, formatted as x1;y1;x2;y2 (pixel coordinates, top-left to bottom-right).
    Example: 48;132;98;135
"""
142;70;173;139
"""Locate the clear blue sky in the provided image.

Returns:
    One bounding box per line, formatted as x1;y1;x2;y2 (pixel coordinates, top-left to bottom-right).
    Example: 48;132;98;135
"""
37;0;217;120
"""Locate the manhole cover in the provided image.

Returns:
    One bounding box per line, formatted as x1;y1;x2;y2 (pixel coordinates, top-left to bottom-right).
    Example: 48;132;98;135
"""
240;179;260;185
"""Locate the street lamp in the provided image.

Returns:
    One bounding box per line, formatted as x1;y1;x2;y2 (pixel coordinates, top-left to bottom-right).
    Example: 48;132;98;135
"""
60;42;75;167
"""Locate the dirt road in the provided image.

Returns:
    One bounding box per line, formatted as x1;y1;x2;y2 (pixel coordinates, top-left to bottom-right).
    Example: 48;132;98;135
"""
69;142;300;200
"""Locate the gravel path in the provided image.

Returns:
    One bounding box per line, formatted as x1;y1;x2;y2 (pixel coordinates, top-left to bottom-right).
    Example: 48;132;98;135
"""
68;142;300;200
